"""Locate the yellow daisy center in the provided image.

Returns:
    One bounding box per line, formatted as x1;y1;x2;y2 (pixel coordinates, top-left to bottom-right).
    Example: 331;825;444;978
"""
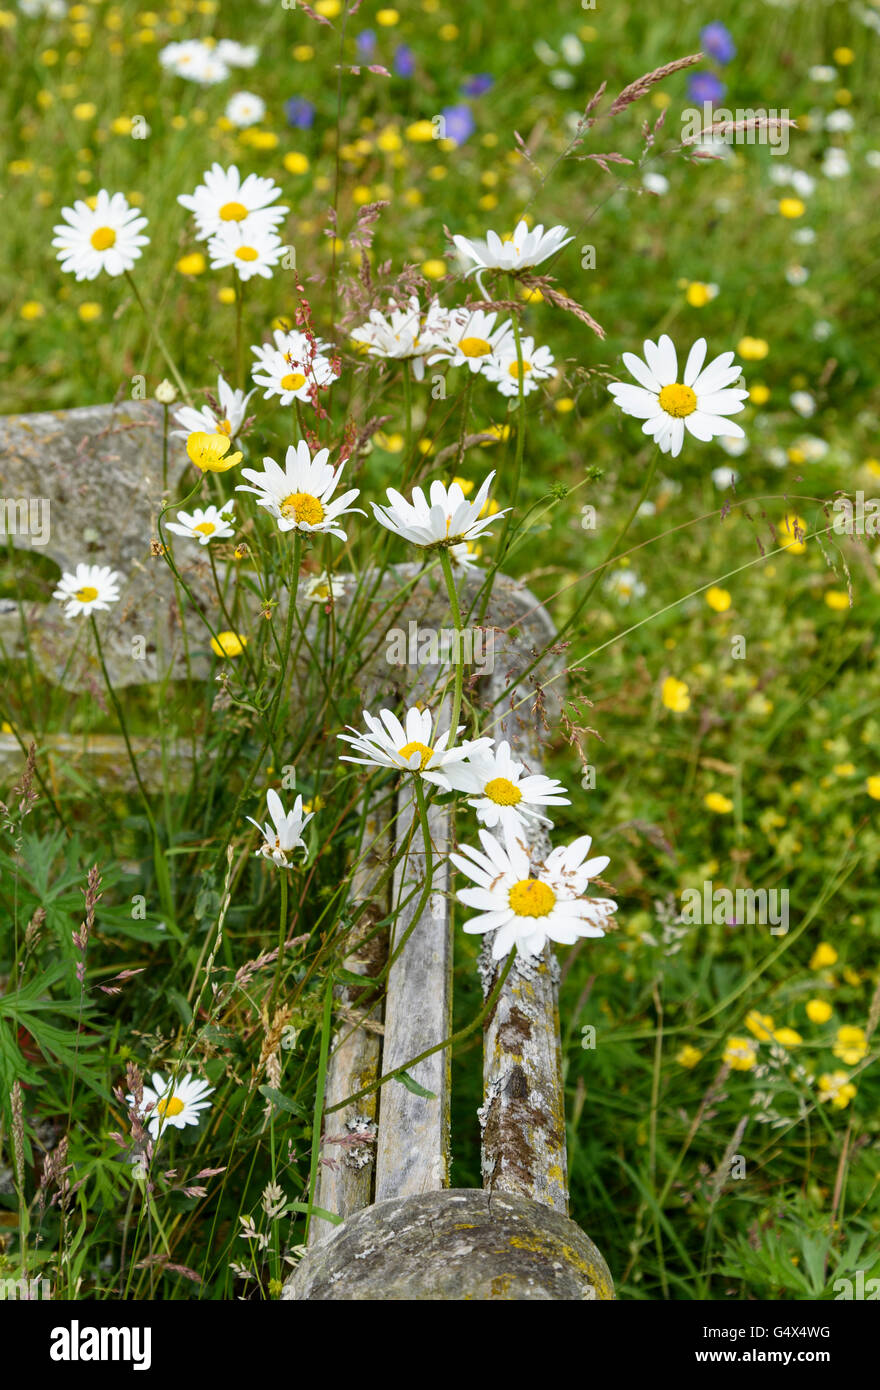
216;418;232;436
235;245;259;262
90;226;116;251
193;521;216;536
398;740;435;770
459;336;492;358
484;776;522;806
74;585;99;602
657;383;697;418
507;360;532;378
219;200;249;221
156;1095;185;1118
508;879;555;918
280;492;324;525
280;372;306;391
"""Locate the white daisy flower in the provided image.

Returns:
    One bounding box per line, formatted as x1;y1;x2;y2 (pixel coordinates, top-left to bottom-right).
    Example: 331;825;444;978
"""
482;336;556;396
604;567;647;604
452;218;574;277
711;465;740;489
171;374;255;441
53;563;122;619
607;335;748;458
642;172;670;196
371;472;508;548
236;441;362;539
338;706;492;787
178;163;288;241
215;39;259;68
451;828;617;960
207;223;285;281
251;328;339;406
304;572;348;603
429;306;513;373
52;190;149;281
351;295;452;381
159;39;229;84
165;503;236;546
246;788;313;868
444;740;570;835
131;1071;214;1141
225;91;266;128
449;541;481;571
790;390;816;418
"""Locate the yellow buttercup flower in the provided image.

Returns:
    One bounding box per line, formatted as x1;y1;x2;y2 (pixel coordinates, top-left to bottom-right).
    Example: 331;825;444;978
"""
421;258;446;280
746;1010;775;1042
677;1045;703;1069
706;586;731;613
818;1072;856;1110
284;152;309;174
176;252;206;276
773;1027;802;1048
704;791;733;814
749;383;770;404
810;942;838;970
778;197;806;219
737;336;769;361
724;1037;757;1071
825;590;850;610
779;513;807;554
210;630;248;658
806;999;832;1024
833;1025;867;1066
186;431;242;473
865;775;880;801
661;676;690;713
20;301;45;321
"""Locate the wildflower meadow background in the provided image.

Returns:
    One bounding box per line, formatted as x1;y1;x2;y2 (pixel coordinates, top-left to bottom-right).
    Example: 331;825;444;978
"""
1;0;879;1305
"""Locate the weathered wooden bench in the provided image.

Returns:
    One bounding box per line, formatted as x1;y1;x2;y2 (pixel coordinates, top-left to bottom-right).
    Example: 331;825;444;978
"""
1;400;614;1300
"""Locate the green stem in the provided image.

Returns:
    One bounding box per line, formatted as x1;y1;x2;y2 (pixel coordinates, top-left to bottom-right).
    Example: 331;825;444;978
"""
439;546;465;743
270;872;289;1015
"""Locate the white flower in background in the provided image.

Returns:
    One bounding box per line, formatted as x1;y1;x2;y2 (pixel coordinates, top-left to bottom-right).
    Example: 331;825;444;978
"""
559;33;584;64
52;190;149;281
604;567;647;603
449;541;481;571
866;151;880;169
430;307;513;373
225;91;266;128
351;296;452;380
159;39;230;84
717;433;748;457
304;572;348;603
812;320;832;340
53;563;121;619
785;265;809;286
793;226;816;244
826;109;854;133
19;0;67;15
453;218;573;277
451;828;617;960
207;223;285;280
246;788;313;867
178;164;288;240
769;166;815;197
643;172;670;195
371;472;508;548
795;435;829;462
251;328;339;405
549;70;576;89
444;740;570;835
172;375;254;441
790;390;816;418
216;39;259;68
165;503;236;546
711;465;740;489
533;40;557;65
338;706;492;786
822;148;850;178
131;1071;214;1141
483;336;555;397
807;65;836;82
236;442;362;539
608;335;748;458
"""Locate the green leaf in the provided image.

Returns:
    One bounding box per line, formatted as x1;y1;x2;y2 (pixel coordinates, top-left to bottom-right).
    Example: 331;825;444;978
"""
285;1201;342;1226
258;1085;307;1118
393;1070;436;1099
